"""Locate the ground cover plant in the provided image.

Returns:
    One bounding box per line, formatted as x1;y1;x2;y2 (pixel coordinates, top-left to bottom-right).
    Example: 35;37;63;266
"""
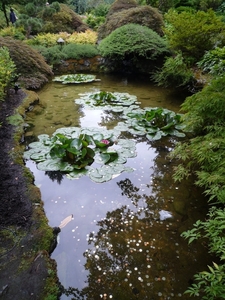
24;127;136;183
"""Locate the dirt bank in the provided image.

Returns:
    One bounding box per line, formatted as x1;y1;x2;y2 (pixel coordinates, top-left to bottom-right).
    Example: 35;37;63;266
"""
0;89;60;300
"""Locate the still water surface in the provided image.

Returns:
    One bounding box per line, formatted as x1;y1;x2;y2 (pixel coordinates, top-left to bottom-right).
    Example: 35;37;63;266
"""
25;74;212;299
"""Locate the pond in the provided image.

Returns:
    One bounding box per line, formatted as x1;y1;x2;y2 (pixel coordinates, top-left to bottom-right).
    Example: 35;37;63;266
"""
24;74;212;299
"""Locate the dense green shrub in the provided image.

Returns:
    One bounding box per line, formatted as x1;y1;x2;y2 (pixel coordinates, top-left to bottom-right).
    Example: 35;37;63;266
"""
62;43;98;59
98;23;169;60
35;45;66;65
197;47;225;76
37;43;98;65
86;14;106;30
98;5;164;40
152;52;195;88
164;9;225;62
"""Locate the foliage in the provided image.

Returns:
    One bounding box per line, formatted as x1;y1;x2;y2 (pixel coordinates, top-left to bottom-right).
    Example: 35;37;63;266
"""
106;0;138;17
86;14;105;30
24;128;136;183
35;45;66;65
0;36;53;89
53;74;99;84
122;107;186;140
67;30;97;44
61;43;98;59
0;26;25;40
98;23;169;61
98;5;164;40
197;47;225;77
170;73;225;299
36;43;98;65
75;91;139;111
152;52;195;88
0;46;16;100
25;30;97;47
164;9;225;62
40;3;89;34
181;207;225;299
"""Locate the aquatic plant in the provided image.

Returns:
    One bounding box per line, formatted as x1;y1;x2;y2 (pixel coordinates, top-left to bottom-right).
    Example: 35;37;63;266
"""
24;127;136;183
53;74;100;84
119;107;186;140
75;91;139;112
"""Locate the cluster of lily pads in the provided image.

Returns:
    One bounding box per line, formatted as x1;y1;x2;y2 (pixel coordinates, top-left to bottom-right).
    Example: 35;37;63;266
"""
53;74;100;84
116;107;186;140
75;91;140;112
75;91;186;140
24;127;136;183
25;86;186;182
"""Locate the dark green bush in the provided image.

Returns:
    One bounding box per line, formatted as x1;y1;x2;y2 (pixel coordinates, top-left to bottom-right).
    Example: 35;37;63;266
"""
152;52;195;88
34;45;66;65
62;43;99;59
197;47;225;77
37;43;98;65
98;23;169;60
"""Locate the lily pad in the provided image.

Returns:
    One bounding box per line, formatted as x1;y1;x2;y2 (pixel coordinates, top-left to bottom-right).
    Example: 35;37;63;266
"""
24;126;136;183
53;74;100;84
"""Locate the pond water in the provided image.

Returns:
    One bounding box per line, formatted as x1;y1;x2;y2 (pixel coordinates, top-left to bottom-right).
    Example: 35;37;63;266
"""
25;74;212;299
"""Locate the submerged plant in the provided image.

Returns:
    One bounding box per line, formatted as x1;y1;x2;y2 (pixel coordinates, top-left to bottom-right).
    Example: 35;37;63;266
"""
24;127;136;183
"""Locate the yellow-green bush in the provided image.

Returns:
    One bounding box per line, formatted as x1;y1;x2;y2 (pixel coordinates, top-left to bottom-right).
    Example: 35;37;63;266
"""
0;47;16;100
67;30;97;44
0;26;25;40
25;30;97;47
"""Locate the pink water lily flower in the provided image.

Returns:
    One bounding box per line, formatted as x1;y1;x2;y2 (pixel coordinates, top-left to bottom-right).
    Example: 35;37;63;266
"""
101;139;110;145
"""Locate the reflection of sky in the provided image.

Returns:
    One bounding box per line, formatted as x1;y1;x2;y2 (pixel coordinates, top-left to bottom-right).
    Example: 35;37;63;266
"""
80;109;104;128
26;142;157;291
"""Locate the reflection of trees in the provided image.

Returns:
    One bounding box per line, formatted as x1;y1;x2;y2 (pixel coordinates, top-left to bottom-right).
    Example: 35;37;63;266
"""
81;205;176;299
60;136;207;299
99;111;124;129
45;171;64;184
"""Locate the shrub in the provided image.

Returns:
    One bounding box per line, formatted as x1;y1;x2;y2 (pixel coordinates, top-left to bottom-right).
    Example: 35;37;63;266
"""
36;45;67;65
0;36;53;89
98;23;169;60
164;9;225;62
98;5;164;40
0;26;25;40
62;43;98;59
36;43;98;65
86;14;106;30
0;47;16;100
152;52;195;88
67;30;97;44
197;47;225;77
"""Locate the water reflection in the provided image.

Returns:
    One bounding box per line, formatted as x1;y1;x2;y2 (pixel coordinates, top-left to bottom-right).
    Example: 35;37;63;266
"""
25;74;212;299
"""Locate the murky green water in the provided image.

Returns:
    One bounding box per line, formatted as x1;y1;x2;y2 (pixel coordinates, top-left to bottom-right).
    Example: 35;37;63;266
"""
25;74;212;299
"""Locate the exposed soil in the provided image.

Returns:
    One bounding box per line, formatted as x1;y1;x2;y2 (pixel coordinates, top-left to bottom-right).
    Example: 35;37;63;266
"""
0;89;59;299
